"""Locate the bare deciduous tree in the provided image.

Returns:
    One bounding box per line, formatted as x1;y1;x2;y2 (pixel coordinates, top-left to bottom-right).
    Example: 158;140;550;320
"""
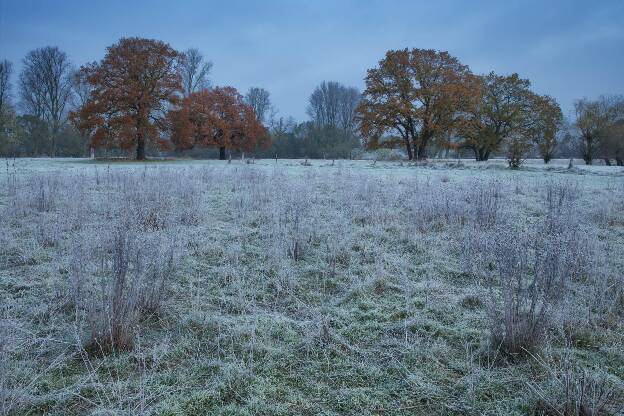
245;87;271;124
269;114;296;136
307;81;360;132
70;70;92;109
70;70;94;156
180;48;212;97
308;81;339;128
337;85;360;132
0;60;12;116
0;60;13;138
19;47;73;156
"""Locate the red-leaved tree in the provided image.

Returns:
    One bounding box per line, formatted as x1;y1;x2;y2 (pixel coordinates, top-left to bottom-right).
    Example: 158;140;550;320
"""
168;87;269;159
71;37;183;160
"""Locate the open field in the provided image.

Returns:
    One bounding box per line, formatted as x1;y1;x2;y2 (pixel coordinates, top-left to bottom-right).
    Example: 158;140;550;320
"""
1;158;623;415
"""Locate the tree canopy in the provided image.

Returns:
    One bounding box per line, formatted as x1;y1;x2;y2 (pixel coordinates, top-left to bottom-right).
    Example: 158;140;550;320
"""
574;96;624;165
180;48;212;97
168;87;269;160
19;47;73;156
357;48;474;160
307;81;360;133
71;37;183;160
2;38;620;165
526;94;563;164
459;72;534;161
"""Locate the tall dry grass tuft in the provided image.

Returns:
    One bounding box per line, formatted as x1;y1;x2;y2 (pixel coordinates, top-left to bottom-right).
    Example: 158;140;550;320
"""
528;349;624;415
459;178;606;357
74;221;182;353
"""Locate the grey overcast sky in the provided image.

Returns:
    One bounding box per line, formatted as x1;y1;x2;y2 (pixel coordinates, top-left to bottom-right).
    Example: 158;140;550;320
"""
1;0;623;121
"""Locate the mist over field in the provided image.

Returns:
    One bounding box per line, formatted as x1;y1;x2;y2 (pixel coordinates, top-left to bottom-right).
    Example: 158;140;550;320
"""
1;1;624;415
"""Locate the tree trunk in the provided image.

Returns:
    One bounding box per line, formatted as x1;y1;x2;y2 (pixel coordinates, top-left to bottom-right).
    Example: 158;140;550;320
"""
50;122;62;158
416;145;427;160
603;158;612;166
219;146;226;160
543;155;551;164
413;137;430;160
616;157;623;166
404;138;413;160
136;136;146;160
583;136;593;165
476;147;489;161
49;130;57;158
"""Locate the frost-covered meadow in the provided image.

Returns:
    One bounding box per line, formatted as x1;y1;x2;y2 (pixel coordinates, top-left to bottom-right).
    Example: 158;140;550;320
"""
1;158;623;415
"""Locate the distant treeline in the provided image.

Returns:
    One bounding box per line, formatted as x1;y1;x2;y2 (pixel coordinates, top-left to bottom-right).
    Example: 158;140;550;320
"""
0;40;622;165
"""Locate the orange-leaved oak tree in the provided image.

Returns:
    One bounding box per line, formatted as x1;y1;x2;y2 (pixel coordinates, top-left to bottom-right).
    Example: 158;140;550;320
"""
167;87;269;160
357;48;475;160
70;37;183;160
